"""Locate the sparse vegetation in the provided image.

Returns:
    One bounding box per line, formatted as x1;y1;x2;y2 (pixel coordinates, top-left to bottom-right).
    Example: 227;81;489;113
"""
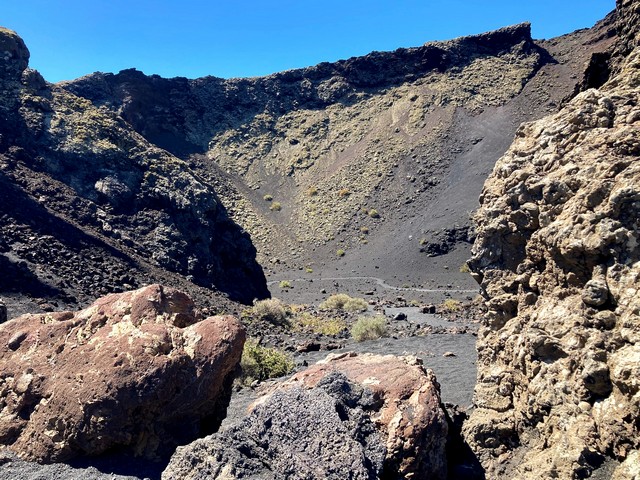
351;316;387;342
263;194;273;201
319;294;368;313
279;280;292;289
270;202;282;211
307;186;318;196
305;267;313;273
459;262;471;273
338;188;351;197
441;299;462;312
294;312;346;336
360;226;369;234
368;209;380;219
336;249;345;257
419;238;428;246
240;340;294;384
251;298;288;326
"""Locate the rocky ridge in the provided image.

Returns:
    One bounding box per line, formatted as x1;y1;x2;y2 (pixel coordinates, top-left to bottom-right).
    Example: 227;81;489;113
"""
464;0;640;477
0;26;268;313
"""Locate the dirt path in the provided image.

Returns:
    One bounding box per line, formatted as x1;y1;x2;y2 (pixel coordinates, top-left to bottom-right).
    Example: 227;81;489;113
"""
269;275;478;293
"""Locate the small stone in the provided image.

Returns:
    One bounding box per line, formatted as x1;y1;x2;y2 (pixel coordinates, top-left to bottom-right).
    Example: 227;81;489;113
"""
578;401;592;413
421;304;436;314
393;312;407;321
443;351;456;357
7;331;27;351
582;278;609;307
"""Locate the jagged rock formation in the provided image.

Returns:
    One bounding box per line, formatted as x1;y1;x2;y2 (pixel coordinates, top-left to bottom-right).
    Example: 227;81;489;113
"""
463;1;640;477
63;21;616;275
0;26;268;310
0;284;245;463
165;353;449;480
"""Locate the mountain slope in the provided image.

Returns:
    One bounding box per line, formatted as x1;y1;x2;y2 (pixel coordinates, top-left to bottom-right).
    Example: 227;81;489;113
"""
63;20;616;284
0;27;268;314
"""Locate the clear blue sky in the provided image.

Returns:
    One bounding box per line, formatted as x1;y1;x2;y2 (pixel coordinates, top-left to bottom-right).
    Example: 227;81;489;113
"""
4;0;615;83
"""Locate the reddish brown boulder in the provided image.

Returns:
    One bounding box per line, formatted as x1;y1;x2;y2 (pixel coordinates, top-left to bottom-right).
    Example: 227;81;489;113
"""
0;284;245;463
256;352;449;479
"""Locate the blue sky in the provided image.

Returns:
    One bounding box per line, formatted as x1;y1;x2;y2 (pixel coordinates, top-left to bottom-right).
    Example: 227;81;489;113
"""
4;0;615;82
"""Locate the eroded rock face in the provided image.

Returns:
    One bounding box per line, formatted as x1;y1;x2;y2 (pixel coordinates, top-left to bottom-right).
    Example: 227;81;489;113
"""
0;284;245;463
164;353;448;480
464;1;640;477
0;27;268;306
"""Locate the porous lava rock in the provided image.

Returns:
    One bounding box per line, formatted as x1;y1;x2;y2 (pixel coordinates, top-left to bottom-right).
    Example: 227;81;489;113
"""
163;372;386;480
463;1;640;477
0;284;245;463
164;352;448;479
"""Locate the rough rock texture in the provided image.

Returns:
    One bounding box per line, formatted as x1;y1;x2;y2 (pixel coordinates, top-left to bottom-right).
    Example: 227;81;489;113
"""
0;284;245;463
0;27;268;308
166;353;448;479
62;22;615;276
276;352;449;479
163;372;386;480
463;1;640;477
0;450;142;480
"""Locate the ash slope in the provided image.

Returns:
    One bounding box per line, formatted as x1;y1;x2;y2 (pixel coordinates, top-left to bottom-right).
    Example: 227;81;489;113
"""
0;27;268;315
64;20;616;284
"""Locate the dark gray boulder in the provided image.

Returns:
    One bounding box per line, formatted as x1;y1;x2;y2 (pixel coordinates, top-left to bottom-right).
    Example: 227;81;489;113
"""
162;372;386;480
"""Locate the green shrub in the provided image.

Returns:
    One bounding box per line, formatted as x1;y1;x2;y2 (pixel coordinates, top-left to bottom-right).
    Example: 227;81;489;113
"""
336;249;346;257
319;294;368;313
459;263;471;273
351;316;387;342
252;298;288;326
305;267;313;273
338;188;351;197
263;194;273;201
295;312;346;336
270;202;282;211
368;209;380;219
240;339;294;383
360;226;369;234
307;186;318;196
279;280;292;289
441;299;462;312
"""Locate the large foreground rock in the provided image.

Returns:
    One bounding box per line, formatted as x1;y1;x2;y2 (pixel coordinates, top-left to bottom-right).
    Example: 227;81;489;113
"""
0;284;245;463
164;353;448;480
464;1;640;477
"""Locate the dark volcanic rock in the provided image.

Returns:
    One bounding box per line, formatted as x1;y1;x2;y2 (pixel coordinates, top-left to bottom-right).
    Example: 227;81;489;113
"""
0;284;245;463
261;352;448;479
0;27;268;306
163;372;386;480
164;353;449;480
